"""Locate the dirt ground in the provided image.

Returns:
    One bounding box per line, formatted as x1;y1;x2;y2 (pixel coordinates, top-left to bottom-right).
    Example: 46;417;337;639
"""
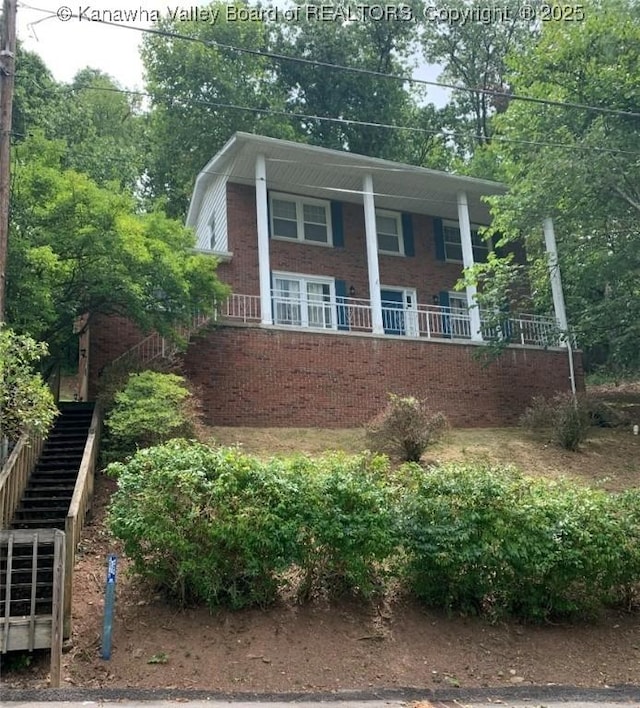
2;424;640;691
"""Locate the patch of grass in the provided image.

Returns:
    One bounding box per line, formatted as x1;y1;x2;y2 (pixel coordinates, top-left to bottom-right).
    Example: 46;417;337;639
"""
203;426;639;492
203;426;367;457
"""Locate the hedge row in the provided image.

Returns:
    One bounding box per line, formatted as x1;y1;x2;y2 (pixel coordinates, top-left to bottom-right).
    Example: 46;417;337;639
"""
107;441;640;620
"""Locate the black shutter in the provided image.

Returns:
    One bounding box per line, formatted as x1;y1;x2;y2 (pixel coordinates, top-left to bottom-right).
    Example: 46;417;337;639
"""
335;279;350;331
402;213;415;257
434;217;445;261
331;201;344;248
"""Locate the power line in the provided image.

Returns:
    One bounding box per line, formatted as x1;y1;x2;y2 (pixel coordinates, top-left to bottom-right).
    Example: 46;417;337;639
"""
57;83;640;158
19;2;640;121
12;66;640;161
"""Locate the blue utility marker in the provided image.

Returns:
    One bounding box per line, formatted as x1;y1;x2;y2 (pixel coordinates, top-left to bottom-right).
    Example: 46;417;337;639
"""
101;554;118;660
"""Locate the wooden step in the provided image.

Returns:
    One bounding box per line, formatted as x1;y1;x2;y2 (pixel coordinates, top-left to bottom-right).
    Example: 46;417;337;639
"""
13;506;69;518
11;513;67;531
23;485;75;496
19;496;73;507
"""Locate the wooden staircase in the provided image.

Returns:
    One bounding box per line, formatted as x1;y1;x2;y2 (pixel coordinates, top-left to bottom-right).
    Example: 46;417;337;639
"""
1;402;98;660
11;403;94;532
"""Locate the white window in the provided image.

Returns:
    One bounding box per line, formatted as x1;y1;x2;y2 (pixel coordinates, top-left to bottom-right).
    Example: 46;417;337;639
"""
273;273;336;330
270;193;332;245
376;210;404;255
208;213;217;250
443;221;489;263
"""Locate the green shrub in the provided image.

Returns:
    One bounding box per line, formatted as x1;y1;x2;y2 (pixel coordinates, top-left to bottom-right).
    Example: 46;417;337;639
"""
365;394;449;462
284;453;399;599
104;371;197;459
400;462;640;621
521;392;591;451
107;441;300;608
107;443;399;607
107;440;640;619
0;327;58;447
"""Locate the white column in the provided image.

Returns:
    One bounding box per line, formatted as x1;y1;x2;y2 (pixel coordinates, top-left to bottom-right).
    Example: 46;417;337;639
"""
543;217;576;394
456;190;482;341
543;217;568;334
363;174;384;335
255;154;272;325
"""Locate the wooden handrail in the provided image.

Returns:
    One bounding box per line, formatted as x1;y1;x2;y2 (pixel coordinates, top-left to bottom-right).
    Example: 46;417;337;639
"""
63;402;102;638
0;432;44;530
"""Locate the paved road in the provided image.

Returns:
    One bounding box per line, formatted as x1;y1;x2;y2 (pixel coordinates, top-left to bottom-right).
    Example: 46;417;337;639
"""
3;701;640;708
3;691;640;707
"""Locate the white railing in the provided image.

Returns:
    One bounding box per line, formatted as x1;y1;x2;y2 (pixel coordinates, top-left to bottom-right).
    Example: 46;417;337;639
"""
218;293;261;323
219;292;561;349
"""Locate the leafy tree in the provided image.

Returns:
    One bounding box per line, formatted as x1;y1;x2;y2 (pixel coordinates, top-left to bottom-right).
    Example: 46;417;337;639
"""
12;46;64;142
479;0;640;374
56;69;147;191
273;2;424;162
141;0;456;216
0;327;57;453
420;0;539;160
7;134;228;367
13;51;146;191
141;1;297;217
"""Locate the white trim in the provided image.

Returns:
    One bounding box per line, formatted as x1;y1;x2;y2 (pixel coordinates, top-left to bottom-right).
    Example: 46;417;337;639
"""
448;291;472;340
256;154;273;326
543;217;568;333
269;191;333;246
228;132;507;192
380;285;419;337
272;271;337;331
187;133;506;236
363;174;384;335
192;248;233;262
376;209;404;256
457;191;483;342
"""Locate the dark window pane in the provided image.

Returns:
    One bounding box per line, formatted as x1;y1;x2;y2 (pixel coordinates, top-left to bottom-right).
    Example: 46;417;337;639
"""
273;218;298;239
379;233;400;252
304;222;328;242
445;243;463;261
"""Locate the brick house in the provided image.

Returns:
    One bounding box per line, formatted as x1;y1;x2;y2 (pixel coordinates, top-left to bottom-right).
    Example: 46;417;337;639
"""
90;132;582;427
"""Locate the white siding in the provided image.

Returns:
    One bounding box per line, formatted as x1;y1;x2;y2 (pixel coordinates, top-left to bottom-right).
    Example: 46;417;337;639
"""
194;173;229;252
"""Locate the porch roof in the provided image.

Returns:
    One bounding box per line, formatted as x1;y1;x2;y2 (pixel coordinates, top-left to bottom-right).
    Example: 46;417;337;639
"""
187;132;507;227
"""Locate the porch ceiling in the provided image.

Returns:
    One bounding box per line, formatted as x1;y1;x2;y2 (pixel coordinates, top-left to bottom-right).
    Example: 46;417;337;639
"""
195;132;506;225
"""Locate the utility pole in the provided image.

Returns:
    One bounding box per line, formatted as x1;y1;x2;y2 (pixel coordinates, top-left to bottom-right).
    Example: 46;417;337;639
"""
0;0;17;323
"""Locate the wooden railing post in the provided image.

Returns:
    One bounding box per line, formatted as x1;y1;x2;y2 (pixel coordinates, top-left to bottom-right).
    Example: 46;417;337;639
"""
50;530;65;687
0;431;44;530
63;403;102;639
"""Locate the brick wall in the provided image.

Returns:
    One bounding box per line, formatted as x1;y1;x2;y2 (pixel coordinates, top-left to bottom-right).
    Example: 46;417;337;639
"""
183;324;583;428
219;183;465;300
88;182;576;426
88;314;146;399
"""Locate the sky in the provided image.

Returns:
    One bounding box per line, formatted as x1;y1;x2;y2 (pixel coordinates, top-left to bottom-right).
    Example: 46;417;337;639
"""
17;0;162;89
16;0;449;104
